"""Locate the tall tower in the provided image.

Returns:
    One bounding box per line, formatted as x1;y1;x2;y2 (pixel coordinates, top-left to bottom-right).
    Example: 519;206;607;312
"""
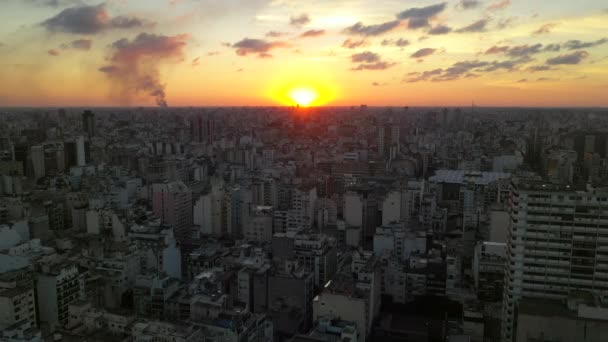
378;124;400;158
152;181;193;242
82;110;95;137
500;179;608;342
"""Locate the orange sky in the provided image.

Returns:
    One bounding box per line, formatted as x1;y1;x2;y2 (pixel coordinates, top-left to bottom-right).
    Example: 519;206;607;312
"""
0;0;607;107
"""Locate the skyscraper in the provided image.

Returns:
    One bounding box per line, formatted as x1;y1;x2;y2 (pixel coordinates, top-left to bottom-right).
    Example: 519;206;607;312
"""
82;110;95;137
500;179;608;342
152;181;193;242
378;124;399;158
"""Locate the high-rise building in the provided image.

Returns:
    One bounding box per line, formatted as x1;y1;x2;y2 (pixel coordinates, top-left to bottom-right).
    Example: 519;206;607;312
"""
500;179;608;342
152;181;193;242
76;136;86;167
378;124;400;158
190;113;214;144
82;110;95;137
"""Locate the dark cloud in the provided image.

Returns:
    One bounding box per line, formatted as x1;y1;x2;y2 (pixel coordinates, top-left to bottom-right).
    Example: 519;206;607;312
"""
543;44;561;52
100;33;188;107
342;39;366;49
299;29;325;38
517;79;527;83
563;38;607;50
381;38;410;47
497;17;516;29
352;62;395;71
408;55;533;82
24;0;82;7
351;51;380;63
532;23;558;35
41;4;146;34
483;56;531;72
428;25;452;35
397;2;447;29
487;0;511;11
458;0;481;9
290;14;310;27
232;38;288;57
507;44;543;57
343;21;400;36
192;57;200;67
410;48;436;58
266;31;287;38
526;65;552;72
436;60;490;81
456;19;490;33
406;68;443;82
69;38;92;50
98;65;119;73
48;49;60;56
485;45;509;54
546;51;589;65
351;51;394;71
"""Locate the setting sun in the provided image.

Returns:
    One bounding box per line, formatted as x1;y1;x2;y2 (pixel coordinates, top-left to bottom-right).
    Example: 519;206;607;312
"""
288;87;319;107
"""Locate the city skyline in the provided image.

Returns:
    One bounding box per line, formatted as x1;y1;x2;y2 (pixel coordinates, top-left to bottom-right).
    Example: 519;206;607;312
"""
1;0;607;107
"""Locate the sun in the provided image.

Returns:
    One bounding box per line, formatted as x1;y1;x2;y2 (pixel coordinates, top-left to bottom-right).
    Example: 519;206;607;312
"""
288;87;319;107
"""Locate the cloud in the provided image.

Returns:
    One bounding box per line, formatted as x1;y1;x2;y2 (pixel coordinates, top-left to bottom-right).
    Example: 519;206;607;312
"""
397;2;447;29
41;4;147;34
299;29;325;38
408;54;533;82
543;44;561;52
343;21;400;36
410;48;436;58
526;65;552;72
192;57;200;67
406;68;443;82
342;39;366;49
352;62;395;71
563;38;607;50
381;38;410;47
487;0;511;11
48;49;60;56
456;19;489;33
428;25;452;35
266;31;287;38
98;65;119;73
23;0;82;6
290;14;310;27
546;51;589;65
69;39;92;50
458;0;480;9
532;23;558;35
232;38;288;57
517;79;527;83
351;51;394;71
485;45;509;54
507;44;543;57
497;17;516;29
351;51;380;63
100;33;188;107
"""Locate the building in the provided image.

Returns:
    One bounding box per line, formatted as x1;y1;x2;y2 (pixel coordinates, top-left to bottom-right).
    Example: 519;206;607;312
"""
501;180;608;342
36;262;86;329
151;181;193;242
472;241;506;302
0;268;37;330
244;206;273;243
82;110;95;137
515;294;608;342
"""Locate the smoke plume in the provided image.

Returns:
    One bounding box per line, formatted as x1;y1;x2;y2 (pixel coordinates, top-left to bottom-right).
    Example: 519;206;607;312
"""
99;32;188;107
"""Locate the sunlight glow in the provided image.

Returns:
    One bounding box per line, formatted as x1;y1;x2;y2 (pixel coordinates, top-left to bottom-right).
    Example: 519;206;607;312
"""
288;87;319;107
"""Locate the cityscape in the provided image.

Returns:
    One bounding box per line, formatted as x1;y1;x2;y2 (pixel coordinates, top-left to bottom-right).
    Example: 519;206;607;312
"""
1;1;608;342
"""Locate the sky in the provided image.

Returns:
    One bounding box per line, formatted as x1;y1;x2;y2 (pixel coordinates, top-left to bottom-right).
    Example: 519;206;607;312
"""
0;0;607;107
